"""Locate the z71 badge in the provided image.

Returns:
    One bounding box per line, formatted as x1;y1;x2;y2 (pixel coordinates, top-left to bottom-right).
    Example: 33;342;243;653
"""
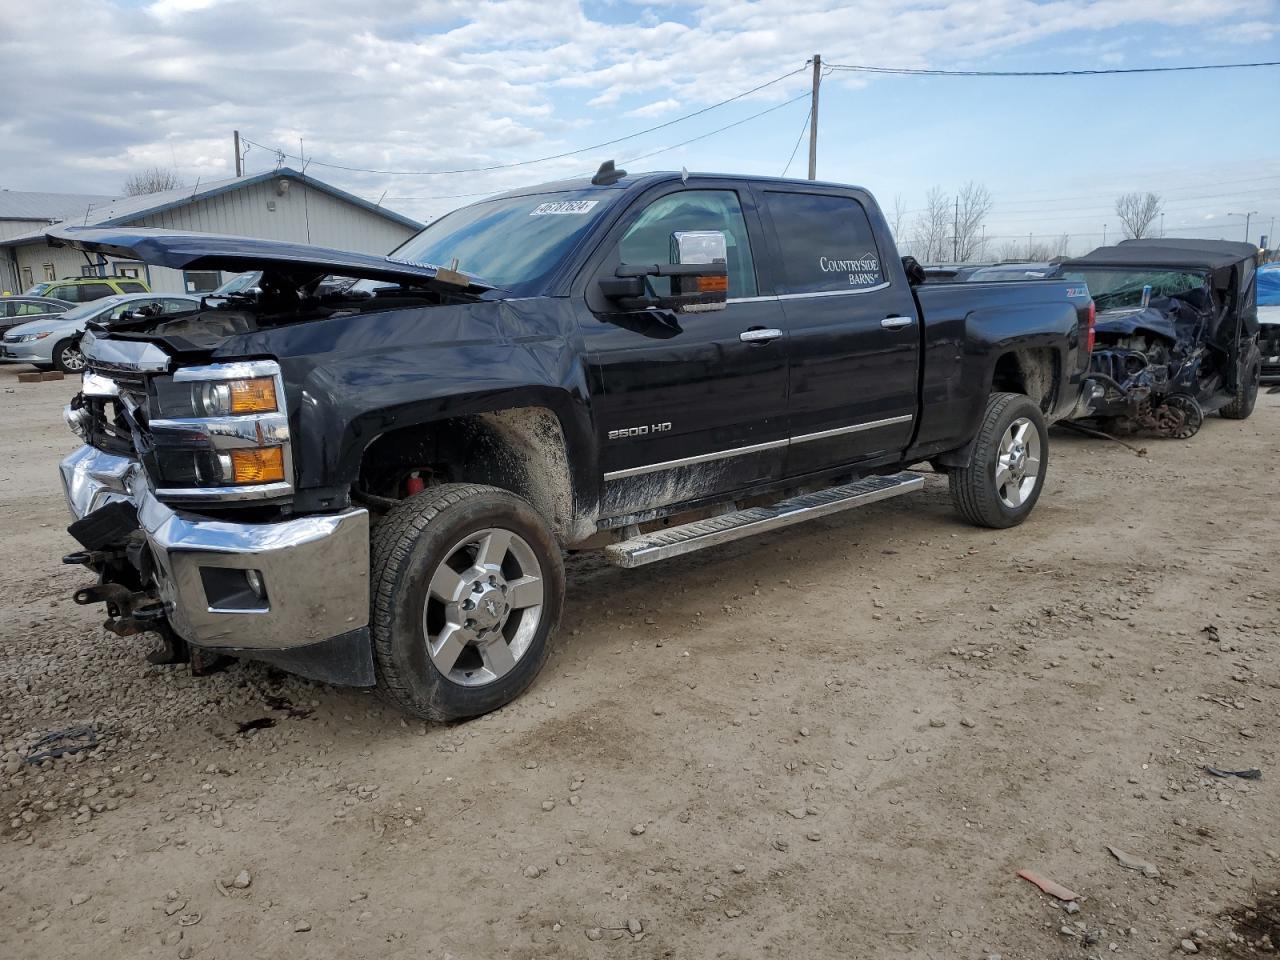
608;422;672;440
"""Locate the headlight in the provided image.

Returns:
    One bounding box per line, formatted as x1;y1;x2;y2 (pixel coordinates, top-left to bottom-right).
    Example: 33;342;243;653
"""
154;374;279;418
147;360;293;499
8;331;52;343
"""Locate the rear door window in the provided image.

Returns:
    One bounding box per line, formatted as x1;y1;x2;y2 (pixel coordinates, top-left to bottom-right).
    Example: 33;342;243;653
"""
118;281;147;293
763;192;885;294
80;283;115;301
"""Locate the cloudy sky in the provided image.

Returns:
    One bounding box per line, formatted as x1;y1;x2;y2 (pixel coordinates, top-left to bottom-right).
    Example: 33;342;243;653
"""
1;0;1278;255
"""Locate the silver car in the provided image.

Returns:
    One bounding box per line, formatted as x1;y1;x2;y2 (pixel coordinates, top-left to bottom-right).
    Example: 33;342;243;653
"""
1;293;200;372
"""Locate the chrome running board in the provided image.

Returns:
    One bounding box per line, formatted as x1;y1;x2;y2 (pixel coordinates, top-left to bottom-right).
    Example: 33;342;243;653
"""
604;472;924;569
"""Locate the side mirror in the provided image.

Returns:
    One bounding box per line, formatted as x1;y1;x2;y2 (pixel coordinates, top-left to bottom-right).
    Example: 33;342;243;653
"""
600;230;729;313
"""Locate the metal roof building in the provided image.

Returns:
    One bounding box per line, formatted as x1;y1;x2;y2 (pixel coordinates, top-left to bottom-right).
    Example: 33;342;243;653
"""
0;169;422;295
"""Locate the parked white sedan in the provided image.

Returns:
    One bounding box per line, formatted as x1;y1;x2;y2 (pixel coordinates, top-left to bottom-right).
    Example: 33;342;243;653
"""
0;293;200;372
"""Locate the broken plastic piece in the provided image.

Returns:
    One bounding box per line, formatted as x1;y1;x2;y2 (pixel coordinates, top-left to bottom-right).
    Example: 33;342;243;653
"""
1017;869;1080;902
1107;845;1160;878
1203;765;1261;780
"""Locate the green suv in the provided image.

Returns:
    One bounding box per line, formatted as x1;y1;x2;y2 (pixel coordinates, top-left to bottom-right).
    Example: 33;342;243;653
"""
25;276;150;303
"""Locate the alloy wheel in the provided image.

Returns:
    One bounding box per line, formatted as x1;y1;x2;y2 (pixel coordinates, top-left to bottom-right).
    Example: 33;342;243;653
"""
422;527;545;687
995;416;1041;509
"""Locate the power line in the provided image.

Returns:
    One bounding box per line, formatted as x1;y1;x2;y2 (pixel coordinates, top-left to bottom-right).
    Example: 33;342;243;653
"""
781;105;812;178
355;94;803;206
620;94;810;165
827;60;1280;78
893;178;1280;219
243;65;808;178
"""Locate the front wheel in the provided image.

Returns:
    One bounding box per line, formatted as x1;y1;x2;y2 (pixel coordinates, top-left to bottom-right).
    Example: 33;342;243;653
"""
1220;346;1260;420
52;338;85;374
369;483;565;722
948;392;1049;529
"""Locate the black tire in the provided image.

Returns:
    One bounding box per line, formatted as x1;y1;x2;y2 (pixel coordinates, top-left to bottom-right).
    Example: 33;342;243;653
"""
1220;346;1260;420
948;392;1049;529
369;483;564;722
52;338;85;374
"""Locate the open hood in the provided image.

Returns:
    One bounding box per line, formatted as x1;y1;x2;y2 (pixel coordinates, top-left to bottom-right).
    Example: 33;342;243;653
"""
47;226;492;293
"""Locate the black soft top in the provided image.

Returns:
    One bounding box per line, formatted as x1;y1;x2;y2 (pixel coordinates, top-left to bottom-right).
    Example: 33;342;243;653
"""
1065;238;1258;271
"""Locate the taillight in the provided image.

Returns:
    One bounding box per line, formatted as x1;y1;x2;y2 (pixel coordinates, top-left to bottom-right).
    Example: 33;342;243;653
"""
1084;300;1096;353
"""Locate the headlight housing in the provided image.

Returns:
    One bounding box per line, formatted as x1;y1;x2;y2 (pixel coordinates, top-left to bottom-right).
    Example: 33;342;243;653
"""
7;331;52;343
146;360;292;500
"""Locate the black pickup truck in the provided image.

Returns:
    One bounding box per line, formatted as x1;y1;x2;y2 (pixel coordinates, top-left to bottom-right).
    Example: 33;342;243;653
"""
53;166;1093;720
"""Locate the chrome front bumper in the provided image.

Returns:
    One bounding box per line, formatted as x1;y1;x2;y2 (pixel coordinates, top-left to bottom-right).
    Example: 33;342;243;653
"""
60;444;369;652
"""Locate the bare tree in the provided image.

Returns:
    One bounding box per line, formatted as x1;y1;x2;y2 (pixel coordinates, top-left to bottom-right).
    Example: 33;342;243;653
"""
995;240;1023;262
890;193;907;241
911;187;951;263
994;234;1073;262
1115;191;1163;240
123;167;184;196
954;181;992;262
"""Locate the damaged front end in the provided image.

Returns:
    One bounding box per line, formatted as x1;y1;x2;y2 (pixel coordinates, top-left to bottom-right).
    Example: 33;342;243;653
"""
60;335;374;686
1085;304;1207;439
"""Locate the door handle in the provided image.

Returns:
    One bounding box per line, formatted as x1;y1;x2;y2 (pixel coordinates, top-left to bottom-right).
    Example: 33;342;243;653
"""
740;327;782;344
881;316;914;330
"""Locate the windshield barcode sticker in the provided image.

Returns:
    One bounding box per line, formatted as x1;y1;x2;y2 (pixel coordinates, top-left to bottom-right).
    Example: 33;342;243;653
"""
530;200;599;216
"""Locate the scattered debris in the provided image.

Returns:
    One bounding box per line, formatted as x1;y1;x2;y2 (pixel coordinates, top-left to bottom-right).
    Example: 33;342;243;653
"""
1203;765;1261;780
24;726;108;764
1017;869;1080;902
1107;846;1160;878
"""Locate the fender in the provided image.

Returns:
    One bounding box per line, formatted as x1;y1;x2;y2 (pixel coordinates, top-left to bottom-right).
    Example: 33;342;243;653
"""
210;297;602;521
908;286;1086;466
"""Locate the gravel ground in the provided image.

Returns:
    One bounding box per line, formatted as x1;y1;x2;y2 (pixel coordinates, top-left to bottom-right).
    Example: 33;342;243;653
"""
2;364;1279;960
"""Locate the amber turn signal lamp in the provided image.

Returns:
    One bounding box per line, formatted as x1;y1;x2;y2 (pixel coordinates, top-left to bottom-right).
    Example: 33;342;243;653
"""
229;377;278;414
229;446;285;484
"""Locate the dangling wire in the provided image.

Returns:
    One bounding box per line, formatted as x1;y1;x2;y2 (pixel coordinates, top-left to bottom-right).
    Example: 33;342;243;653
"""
780;105;811;178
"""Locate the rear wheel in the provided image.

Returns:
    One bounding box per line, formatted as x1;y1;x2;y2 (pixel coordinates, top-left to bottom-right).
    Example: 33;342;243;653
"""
948;392;1048;529
369;483;564;721
1220;346;1260;420
52;338;85;374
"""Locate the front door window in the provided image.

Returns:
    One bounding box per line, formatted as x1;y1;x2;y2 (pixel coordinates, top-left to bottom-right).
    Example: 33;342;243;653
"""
618;190;758;299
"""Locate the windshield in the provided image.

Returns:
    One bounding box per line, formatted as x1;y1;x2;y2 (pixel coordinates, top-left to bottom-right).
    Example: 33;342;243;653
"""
1061;268;1208;311
213;271;261;296
380;190;616;294
24;282;50;296
969;265;1053;282
62;296;125;321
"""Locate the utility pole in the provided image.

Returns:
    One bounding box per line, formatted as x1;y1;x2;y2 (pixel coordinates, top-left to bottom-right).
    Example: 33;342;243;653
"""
807;54;821;181
1229;210;1259;242
1102;223;1108;245
952;196;959;262
1160;212;1165;237
233;130;243;177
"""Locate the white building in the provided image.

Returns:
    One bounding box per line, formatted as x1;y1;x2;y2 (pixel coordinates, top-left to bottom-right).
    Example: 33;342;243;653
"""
0;169;422;295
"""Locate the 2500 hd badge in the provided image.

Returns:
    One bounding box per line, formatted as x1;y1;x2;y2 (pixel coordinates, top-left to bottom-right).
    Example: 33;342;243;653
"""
608;422;673;440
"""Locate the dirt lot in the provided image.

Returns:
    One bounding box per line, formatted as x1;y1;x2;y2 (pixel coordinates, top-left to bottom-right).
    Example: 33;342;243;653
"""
2;364;1278;960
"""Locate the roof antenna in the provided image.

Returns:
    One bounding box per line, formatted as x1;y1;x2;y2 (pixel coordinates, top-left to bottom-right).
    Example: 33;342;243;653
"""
681;166;688;184
591;160;627;186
